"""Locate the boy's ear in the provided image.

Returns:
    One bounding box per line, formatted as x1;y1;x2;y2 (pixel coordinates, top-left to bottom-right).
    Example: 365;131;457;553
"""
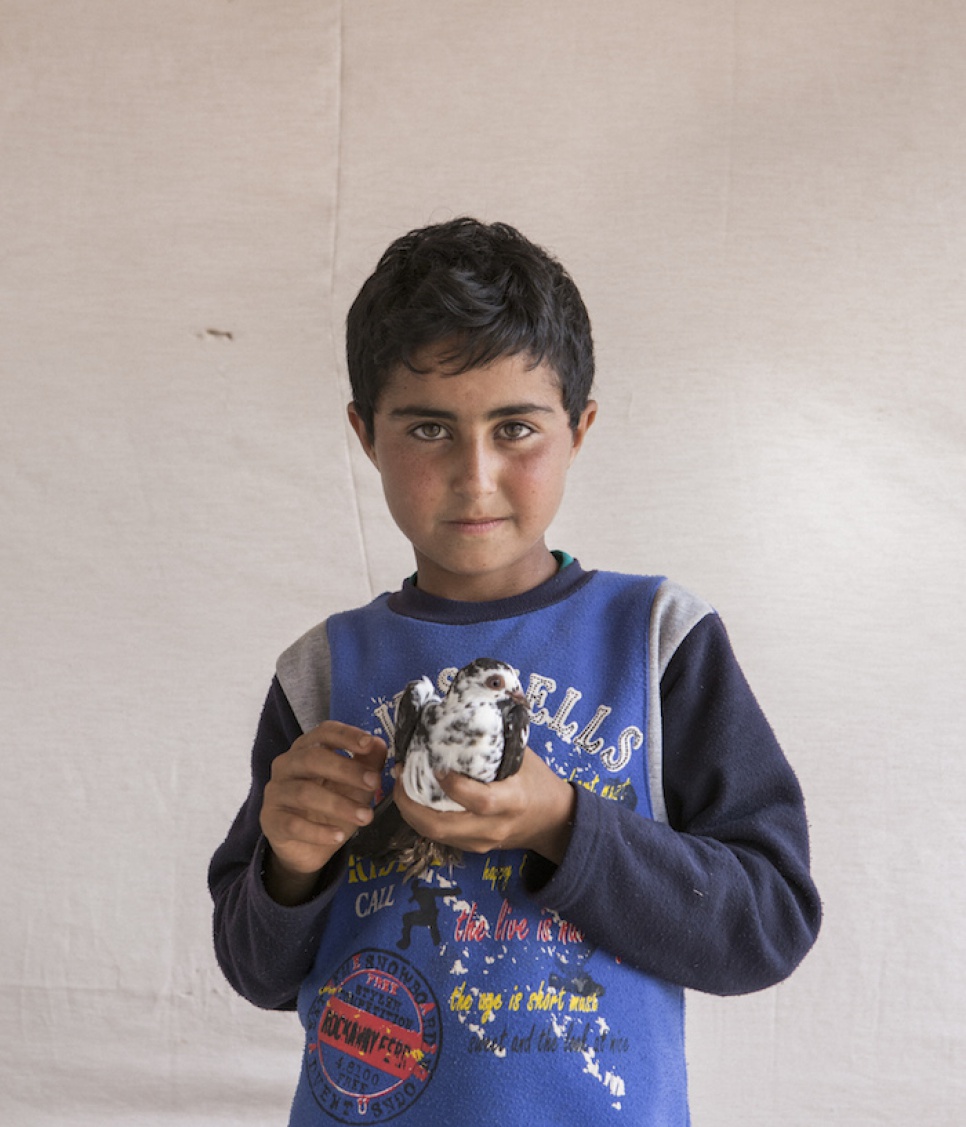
569;400;597;463
347;402;378;466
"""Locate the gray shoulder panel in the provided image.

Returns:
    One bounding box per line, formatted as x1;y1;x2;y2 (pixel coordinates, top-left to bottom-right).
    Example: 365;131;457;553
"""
651;579;715;679
646;580;715;824
276;621;332;734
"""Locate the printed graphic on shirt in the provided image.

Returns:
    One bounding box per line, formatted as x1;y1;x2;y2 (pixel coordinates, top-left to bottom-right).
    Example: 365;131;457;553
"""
305;949;442;1123
345;840;637;1110
323;658;649;1114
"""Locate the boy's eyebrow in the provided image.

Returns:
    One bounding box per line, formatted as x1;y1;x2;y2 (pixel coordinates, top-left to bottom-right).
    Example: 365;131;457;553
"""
387;403;557;421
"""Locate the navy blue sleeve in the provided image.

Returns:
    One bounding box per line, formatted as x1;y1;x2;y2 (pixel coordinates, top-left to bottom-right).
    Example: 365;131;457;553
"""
207;678;346;1010
526;613;821;996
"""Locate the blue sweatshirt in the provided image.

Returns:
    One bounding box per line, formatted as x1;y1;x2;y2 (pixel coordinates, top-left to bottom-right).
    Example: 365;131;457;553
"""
209;561;820;1125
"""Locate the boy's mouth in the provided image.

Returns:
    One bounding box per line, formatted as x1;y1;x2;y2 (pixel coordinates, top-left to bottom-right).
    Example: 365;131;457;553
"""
445;516;507;533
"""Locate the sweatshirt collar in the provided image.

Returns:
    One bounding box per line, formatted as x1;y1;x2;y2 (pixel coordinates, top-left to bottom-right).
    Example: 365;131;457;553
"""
386;554;593;624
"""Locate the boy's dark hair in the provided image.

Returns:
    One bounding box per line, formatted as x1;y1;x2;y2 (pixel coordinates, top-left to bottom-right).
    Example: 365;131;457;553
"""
346;217;595;438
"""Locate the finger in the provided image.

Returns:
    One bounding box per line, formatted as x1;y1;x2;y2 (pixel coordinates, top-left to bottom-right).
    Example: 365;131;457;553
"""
437;771;505;816
267;807;354;850
269;771;376;822
295;777;379;828
314;752;383;796
265;774;377;837
297;722;387;759
278;743;384;797
392;779;479;842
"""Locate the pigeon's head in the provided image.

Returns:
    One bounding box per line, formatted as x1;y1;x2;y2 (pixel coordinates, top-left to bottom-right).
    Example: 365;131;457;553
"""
450;658;527;708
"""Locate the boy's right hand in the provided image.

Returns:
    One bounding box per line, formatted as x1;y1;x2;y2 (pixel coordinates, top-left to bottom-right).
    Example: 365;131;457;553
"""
259;722;387;905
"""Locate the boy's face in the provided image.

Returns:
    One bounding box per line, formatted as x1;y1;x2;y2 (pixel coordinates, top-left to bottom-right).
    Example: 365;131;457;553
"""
348;349;596;602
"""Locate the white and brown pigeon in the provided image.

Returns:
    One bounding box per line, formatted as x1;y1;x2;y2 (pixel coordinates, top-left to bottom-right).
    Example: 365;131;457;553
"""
355;658;530;879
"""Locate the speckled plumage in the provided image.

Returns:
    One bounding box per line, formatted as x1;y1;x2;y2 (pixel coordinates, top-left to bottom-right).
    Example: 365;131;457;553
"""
355;658;530;879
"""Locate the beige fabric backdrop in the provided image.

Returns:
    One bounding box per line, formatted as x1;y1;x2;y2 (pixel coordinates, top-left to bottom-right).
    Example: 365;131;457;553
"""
2;1;964;1122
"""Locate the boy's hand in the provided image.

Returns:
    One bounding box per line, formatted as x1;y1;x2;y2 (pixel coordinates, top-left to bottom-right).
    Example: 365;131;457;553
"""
260;722;387;905
392;748;576;866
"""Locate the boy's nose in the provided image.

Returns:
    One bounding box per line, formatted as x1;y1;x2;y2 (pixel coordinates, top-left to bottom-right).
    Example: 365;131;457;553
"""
451;439;498;497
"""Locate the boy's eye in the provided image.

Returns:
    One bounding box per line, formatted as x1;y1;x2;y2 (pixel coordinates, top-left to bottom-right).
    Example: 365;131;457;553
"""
498;421;535;441
411;422;448;441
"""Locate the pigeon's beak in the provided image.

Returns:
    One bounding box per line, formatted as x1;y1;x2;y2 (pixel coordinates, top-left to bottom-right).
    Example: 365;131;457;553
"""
510;688;529;708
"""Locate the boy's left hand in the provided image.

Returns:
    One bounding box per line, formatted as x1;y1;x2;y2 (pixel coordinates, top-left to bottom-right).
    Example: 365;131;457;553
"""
392;748;576;866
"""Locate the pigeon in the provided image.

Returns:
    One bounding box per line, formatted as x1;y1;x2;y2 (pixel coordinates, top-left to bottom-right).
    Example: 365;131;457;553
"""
354;658;530;879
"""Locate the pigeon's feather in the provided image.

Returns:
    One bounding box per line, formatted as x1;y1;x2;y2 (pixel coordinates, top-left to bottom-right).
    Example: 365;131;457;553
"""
348;676;440;862
393;676;437;769
351;792;406;858
495;695;528;781
352;658;530;880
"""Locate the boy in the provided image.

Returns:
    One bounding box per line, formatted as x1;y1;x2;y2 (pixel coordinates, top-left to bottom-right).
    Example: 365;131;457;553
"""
209;218;821;1125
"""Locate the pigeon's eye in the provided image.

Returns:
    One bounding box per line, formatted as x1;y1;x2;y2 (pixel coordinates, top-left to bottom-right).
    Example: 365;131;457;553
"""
485;675;505;691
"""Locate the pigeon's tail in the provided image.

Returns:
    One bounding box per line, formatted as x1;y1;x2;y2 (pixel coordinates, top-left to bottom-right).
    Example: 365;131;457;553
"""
396;838;463;882
351;797;463;881
350;794;405;860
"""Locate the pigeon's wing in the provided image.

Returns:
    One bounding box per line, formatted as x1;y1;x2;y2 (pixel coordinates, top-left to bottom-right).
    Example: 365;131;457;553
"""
393;676;436;767
352;676;435;860
495;697;530;781
351;795;406;859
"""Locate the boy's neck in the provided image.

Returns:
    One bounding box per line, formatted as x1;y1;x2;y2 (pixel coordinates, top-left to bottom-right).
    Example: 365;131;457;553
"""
412;545;563;603
390;553;587;625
